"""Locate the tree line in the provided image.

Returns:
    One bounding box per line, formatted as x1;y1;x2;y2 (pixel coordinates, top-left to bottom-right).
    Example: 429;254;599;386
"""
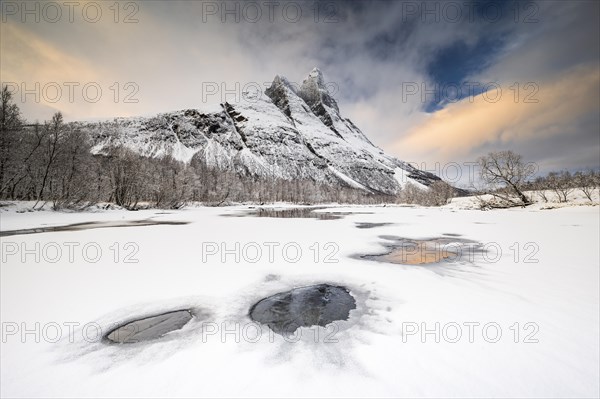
1;86;405;209
2;86;596;210
475;150;598;208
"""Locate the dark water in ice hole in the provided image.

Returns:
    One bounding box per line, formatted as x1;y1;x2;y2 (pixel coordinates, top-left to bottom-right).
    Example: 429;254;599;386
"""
103;284;355;344
105;310;193;344
0;220;189;237
249;284;356;335
225;207;373;220
355;222;393;229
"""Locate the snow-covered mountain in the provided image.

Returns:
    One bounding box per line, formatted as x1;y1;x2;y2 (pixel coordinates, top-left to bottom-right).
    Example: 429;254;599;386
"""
81;68;440;195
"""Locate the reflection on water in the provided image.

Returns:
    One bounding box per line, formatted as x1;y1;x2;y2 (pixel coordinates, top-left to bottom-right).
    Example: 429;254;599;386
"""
225;207;372;220
359;236;484;266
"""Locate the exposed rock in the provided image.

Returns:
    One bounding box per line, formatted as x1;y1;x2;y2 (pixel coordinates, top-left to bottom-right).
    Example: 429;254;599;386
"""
79;69;442;195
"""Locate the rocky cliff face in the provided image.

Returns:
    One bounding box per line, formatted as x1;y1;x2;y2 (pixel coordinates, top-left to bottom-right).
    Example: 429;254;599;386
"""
80;68;440;195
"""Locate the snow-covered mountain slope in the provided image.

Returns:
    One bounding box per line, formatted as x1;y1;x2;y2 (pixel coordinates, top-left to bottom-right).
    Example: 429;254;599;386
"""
80;68;439;195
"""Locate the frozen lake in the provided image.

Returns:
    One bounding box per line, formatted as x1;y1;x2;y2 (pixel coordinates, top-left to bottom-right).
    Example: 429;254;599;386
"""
1;203;599;397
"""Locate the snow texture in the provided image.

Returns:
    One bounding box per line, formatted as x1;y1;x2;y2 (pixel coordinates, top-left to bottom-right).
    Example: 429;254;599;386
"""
80;69;439;195
1;199;599;398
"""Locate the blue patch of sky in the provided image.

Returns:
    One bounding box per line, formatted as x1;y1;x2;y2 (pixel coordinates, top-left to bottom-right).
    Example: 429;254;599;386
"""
424;0;518;111
425;35;506;112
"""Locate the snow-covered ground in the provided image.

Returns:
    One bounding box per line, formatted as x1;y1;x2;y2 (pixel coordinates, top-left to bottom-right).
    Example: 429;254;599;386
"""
1;200;599;398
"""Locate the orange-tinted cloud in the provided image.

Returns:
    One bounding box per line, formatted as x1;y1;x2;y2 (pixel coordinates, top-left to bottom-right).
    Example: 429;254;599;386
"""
0;21;143;120
391;65;600;162
1;22;99;83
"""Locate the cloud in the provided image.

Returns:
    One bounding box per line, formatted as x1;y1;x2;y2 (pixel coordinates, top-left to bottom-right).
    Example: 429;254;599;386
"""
0;22;102;119
390;65;600;171
1;0;598;172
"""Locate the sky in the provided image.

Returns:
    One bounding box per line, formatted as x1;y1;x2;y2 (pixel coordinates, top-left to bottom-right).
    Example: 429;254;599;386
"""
1;0;599;182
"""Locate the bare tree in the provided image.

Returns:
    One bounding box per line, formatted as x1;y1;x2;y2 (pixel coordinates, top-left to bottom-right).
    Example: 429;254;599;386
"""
575;170;599;202
478;151;534;207
0;85;26;198
531;176;550;202
398;182;420;204
50;126;96;209
429;180;455;205
397;181;454;206
33;113;65;209
546;170;575;203
104;147;147;209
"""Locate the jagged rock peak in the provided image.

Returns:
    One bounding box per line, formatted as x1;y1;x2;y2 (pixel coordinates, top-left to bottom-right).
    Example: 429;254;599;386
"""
80;67;443;196
265;74;297;119
298;67;339;113
270;74;294;91
307;67;326;85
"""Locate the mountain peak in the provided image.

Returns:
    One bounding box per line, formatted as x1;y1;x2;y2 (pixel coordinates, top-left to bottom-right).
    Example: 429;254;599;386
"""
82;68;442;196
304;67;326;88
309;67;324;78
265;74;298;119
271;74;291;88
299;68;339;115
